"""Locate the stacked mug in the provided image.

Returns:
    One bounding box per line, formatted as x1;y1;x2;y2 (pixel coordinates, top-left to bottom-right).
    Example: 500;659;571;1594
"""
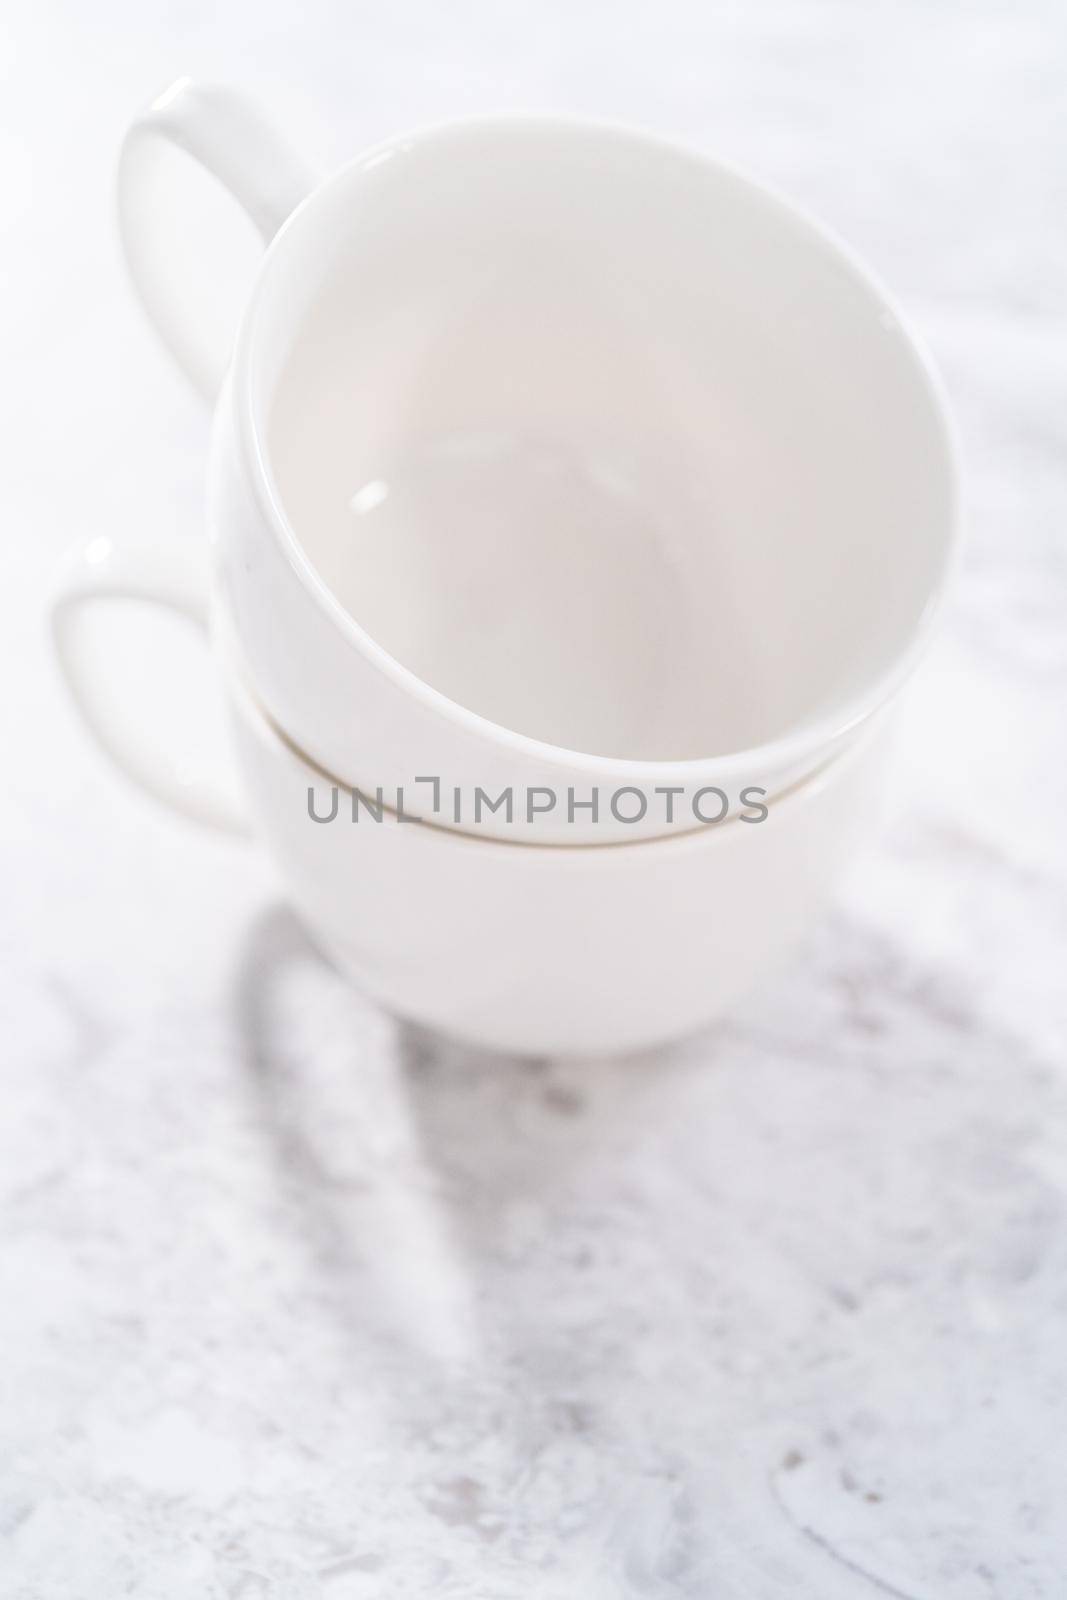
52;82;959;1055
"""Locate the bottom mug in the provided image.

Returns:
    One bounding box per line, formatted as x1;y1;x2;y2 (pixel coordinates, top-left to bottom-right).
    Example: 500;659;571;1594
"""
51;534;891;1056
224;660;891;1057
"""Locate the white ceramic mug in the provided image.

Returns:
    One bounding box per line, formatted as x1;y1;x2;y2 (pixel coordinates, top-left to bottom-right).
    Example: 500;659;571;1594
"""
115;80;956;843
51;533;891;1053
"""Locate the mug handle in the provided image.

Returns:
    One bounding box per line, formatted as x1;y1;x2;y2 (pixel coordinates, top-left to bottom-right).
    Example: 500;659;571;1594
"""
50;536;247;834
117;78;316;401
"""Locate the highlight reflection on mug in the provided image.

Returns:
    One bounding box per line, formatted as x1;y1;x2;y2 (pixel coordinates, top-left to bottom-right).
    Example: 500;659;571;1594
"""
306;780;770;827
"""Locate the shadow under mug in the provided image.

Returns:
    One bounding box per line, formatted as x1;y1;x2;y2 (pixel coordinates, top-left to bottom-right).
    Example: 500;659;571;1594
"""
113;80;957;844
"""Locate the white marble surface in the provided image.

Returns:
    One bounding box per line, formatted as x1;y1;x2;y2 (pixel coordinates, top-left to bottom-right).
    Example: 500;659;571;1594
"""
3;1;1067;1594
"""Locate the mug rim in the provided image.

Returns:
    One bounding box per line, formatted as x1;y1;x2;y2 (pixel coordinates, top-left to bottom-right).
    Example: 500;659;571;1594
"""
226;632;887;857
229;111;962;786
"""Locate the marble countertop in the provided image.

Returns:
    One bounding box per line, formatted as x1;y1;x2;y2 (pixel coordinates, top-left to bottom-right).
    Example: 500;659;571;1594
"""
3;1;1066;1593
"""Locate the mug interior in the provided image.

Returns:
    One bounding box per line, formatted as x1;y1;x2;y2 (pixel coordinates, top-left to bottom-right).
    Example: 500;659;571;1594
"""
249;119;955;762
